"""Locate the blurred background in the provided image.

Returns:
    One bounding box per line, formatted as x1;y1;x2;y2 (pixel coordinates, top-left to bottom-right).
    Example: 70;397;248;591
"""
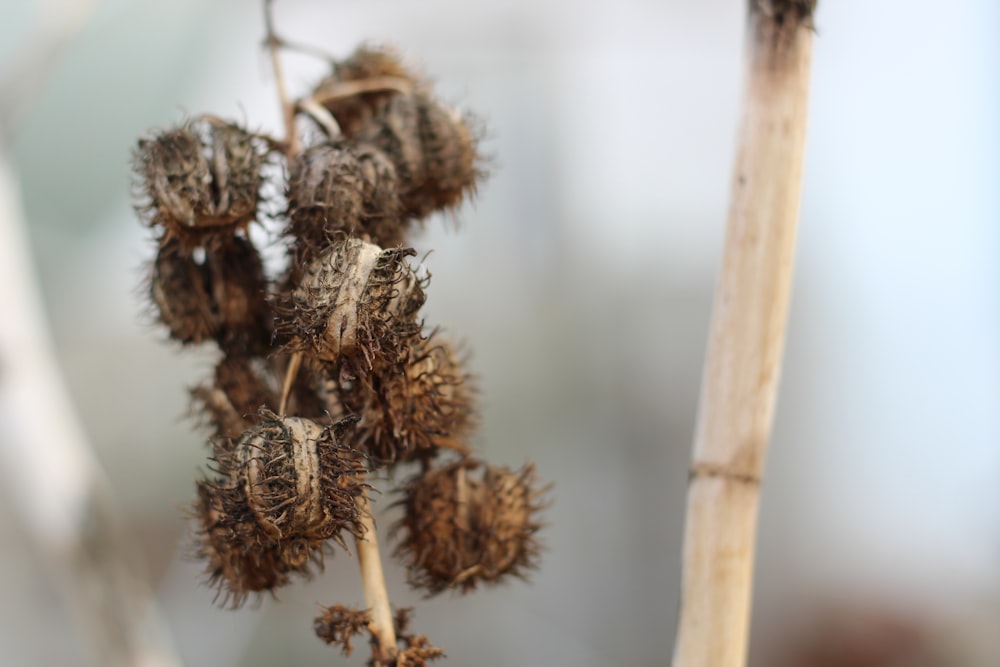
0;0;998;665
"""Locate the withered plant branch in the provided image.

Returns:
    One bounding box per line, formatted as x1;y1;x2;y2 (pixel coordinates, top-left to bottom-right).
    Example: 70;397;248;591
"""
672;2;816;667
355;492;398;663
278;350;302;417
263;0;299;158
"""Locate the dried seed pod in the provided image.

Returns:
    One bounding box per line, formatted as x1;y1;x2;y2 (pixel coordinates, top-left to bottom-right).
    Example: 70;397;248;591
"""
339;335;476;466
408;93;481;217
190;355;280;441
205;235;272;355
219;412;368;542
315;45;417;137
286;142;405;255
275;238;426;369
149;239;216;344
134;117;265;246
193;413;367;605
148;236;271;351
287;143;365;259
353;94;426;214
393;459;547;595
193;479;321;608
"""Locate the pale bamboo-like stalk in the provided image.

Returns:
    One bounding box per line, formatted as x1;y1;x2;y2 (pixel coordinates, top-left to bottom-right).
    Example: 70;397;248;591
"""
672;3;816;667
354;494;398;660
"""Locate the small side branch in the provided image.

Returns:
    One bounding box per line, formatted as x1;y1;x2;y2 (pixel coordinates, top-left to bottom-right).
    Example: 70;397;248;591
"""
355;493;398;663
264;0;299;157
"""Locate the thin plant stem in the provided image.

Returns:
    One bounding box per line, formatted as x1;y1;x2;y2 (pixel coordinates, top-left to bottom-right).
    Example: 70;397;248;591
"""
264;0;299;157
355;493;398;661
671;2;816;667
278;350;302;417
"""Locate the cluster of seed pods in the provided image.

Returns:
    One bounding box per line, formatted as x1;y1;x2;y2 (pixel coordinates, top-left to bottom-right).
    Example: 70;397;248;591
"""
133;45;546;665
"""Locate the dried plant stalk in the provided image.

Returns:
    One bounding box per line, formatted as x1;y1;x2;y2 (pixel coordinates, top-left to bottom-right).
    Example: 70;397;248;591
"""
355;493;397;661
672;3;816;667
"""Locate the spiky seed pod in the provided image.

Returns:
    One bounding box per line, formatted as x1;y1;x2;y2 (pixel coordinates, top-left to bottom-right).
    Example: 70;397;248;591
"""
190;355;280;441
408;93;481;217
286;143;365;260
217;412;368;542
149;239;216;344
352;94;426;213
193;480;319;608
315;45;416;137
355;143;404;248
205;235;272;355
286;143;405;256
193;413;367;605
393;459;546;595
339;336;476;466
275;238;426;369
134;117;265;247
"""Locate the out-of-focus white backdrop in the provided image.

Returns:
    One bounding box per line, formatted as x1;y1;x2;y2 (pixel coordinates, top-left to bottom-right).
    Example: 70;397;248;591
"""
1;0;997;665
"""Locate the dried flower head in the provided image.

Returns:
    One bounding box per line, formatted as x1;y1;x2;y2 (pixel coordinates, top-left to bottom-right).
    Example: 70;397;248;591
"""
393;459;546;595
191;354;280;441
339;336;476;466
275;238;426;369
134;117;266;247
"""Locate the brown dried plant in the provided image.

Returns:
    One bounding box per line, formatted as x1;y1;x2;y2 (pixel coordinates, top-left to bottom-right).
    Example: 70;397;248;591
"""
131;3;547;664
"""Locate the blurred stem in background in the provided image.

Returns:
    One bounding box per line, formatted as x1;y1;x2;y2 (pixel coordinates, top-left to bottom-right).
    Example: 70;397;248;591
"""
0;1;183;665
672;2;816;666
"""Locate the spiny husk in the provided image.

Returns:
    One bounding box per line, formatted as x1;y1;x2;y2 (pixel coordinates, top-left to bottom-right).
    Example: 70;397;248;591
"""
148;236;271;351
338;335;477;466
193;413;367;605
314;45;417;138
190;354;280;442
393;459;547;595
409;92;481;217
204;235;272;355
192;480;326;608
220;413;368;541
286;143;404;258
149;239;216;344
312;45;482;222
134;117;265;247
275;238;426;370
